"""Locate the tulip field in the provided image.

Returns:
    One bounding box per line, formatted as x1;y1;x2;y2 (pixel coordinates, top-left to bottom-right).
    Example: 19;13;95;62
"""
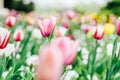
0;9;120;80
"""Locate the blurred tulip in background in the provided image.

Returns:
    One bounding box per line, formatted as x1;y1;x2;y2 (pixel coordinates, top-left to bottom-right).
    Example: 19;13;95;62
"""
0;27;10;49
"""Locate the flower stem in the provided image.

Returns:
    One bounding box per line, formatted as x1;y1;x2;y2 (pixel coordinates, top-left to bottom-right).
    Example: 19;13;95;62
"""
90;40;98;80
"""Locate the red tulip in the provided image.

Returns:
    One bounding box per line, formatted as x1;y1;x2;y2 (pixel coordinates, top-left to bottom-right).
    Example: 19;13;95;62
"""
0;28;11;49
13;29;24;42
117;17;120;36
36;46;63;80
51;37;80;65
5;16;16;28
94;26;104;40
66;10;76;20
38;17;56;37
67;34;75;40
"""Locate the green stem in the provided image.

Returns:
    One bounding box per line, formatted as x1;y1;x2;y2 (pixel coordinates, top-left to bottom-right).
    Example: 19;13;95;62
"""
14;42;18;58
62;70;68;80
87;38;93;76
106;37;118;80
90;40;98;80
20;31;32;59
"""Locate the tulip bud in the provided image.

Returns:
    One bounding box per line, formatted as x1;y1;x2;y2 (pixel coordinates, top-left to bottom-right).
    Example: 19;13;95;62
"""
5;16;16;28
26;16;35;26
9;10;17;16
36;46;63;80
67;34;74;40
0;28;11;49
62;22;69;29
38;17;56;37
117;17;120;36
94;26;104;40
83;26;93;33
66;10;76;20
13;29;24;42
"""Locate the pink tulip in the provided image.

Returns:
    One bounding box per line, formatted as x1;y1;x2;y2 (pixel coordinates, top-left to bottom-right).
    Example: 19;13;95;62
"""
5;15;16;28
66;10;76;20
94;26;104;40
38;17;56;37
51;37;80;65
36;46;63;80
0;28;11;49
13;29;24;42
9;10;17;16
83;26;93;33
117;17;120;36
82;25;96;33
62;22;69;29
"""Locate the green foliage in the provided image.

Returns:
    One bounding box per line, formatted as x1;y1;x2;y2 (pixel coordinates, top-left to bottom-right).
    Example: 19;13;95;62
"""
101;0;120;16
4;0;34;13
106;37;120;80
0;54;6;80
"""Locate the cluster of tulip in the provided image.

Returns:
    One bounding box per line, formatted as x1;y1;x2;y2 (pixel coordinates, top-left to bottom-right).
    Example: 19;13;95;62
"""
0;10;120;80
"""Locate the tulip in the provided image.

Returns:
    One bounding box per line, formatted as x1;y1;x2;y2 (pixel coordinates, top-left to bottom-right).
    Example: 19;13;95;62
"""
51;37;80;65
94;26;104;40
9;10;17;16
91;13;97;19
66;10;76;20
38;17;56;37
104;23;115;35
117;17;120;36
5;15;16;27
67;34;74;40
0;28;11;49
13;29;24;42
81;24;95;33
83;26;93;33
62;22;69;29
26;16;35;26
32;28;42;39
36;46;63;80
0;44;15;57
26;13;36;26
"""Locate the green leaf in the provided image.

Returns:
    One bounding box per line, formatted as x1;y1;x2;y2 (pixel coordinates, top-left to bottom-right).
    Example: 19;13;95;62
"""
4;67;15;80
19;31;32;59
114;76;120;80
112;37;118;58
113;60;120;76
4;54;16;80
0;54;6;79
81;69;88;80
106;37;118;80
23;70;33;80
48;27;55;42
72;50;82;68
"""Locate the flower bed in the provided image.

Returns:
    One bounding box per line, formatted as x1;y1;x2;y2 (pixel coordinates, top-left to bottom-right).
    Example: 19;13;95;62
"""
0;10;120;80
